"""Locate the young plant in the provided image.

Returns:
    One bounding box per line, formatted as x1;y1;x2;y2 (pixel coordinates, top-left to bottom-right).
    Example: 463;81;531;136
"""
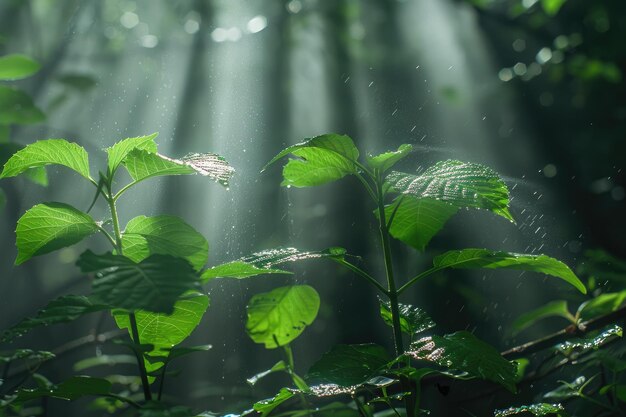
0;133;235;413
249;133;593;416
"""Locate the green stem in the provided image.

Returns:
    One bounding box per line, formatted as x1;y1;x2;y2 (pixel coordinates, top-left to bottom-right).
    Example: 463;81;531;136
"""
333;259;388;295
157;362;168;401
375;181;404;356
105;189;152;402
282;344;312;417
397;266;445;295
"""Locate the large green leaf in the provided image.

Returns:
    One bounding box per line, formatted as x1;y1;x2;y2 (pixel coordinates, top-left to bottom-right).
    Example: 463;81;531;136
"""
0;54;40;80
379;300;435;336
253;388;295;417
1;295;108;342
246;285;320;348
15;202;99;265
386;160;513;222
122;215;208;271
201;247;345;281
433;249;587;294
114;292;209;376
77;251;201;314
122;148;234;187
10;376;112;404
0;85;45;125
307;344;391;386
407;331;517;392
366;144;412;173
494;403;566;417
0;139;91;180
382;196;458;251
512;300;573;335
106;132;158;174
0;143;48;186
264;133;360;187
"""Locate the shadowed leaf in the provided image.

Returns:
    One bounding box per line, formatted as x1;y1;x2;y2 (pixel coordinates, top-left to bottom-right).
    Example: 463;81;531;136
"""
307;344;391;386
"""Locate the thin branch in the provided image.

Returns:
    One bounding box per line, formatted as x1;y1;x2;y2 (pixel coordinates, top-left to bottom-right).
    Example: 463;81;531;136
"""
332;258;388;295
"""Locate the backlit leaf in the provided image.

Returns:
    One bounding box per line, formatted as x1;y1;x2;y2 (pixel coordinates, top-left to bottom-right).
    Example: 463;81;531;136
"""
122;148;234;187
382;196;458;251
0;85;44;125
15;202;99;265
386;160;513;222
555;325;622;358
201;261;290;282
264;133;360;187
1;295;108;342
77;251;201;314
407;331;517;392
247;360;287;385
379;300;436;336
106;132;158;174
114;293;209;376
577;291;626;321
253;388;295;417
0;54;40;80
433;249;587;294
307;344;391;386
0;139;91;180
246;285;320;348
122;215;208;271
366;144;412;173
541;0;567;16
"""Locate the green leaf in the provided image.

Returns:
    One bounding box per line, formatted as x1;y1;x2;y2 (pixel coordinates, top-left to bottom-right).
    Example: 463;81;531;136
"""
202;247;345;281
106;132;158;174
541;0;567;16
1;295;108;342
494;403;566;417
11;376;111;404
114;292;209;375
0;143;48;186
122;215;208;271
247;360;288;385
307;344;391;386
264;133;360;187
0;54;40;80
544;377;586;401
73;354;137;371
386;160;513;222
577;291;626;321
122;148;234;187
246;285;320;348
165;344;212;362
56;73;97;92
0;349;55;364
512;300;573;335
383;196;458;251
253;388;295;417
15;202;99;265
77;250;202;314
366;144;412;173
433;249;587;294
379;300;435;336
0;139;91;180
201;261;291;282
0;85;45;125
555;325;622;358
407;331;517;392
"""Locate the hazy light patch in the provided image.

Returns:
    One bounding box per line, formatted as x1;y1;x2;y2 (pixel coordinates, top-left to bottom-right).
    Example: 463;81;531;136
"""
536;47;552;64
498;68;514;82
287;0;302;13
246;15;267;34
141;34;158;48
512;39;526;52
513;62;527;76
120;11;139;29
542;164;557;178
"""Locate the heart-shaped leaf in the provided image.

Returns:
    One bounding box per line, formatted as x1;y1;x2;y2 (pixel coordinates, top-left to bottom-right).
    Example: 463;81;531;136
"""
246;285;320;348
114;292;209;376
122;215;208;271
77;251;201;314
15;202;99;265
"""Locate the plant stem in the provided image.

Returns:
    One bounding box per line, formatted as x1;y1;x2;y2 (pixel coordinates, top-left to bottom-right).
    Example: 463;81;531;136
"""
375;180;404;356
333;258;388;295
105;188;152;402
